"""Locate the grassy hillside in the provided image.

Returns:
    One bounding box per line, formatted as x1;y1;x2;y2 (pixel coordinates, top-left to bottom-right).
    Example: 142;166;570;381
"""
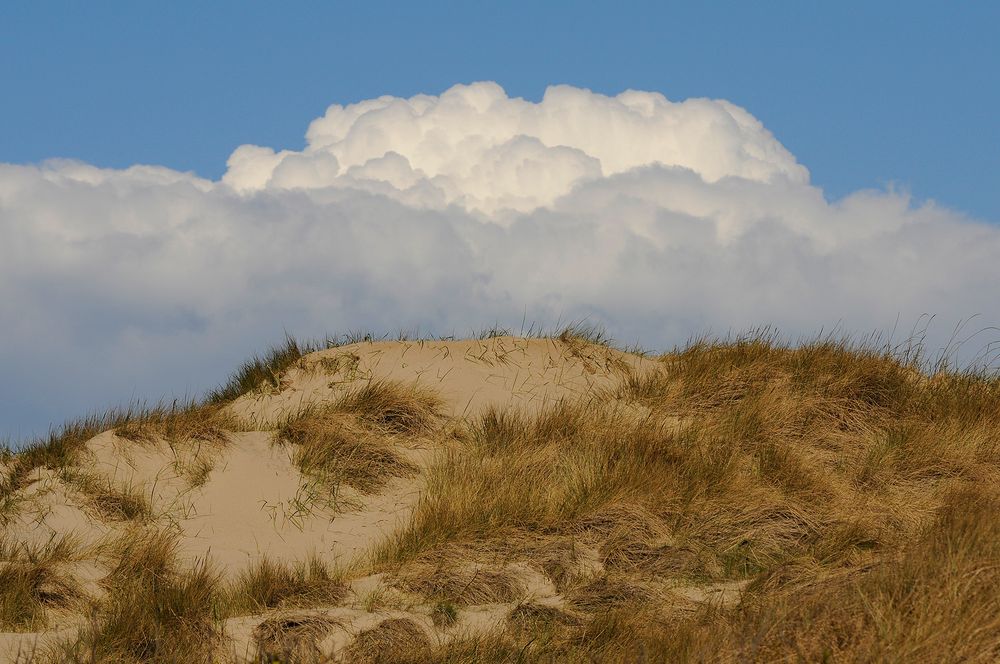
1;330;998;662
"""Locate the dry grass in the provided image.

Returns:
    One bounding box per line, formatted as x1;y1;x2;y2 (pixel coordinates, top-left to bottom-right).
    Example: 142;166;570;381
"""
275;380;440;504
0;473;22;528
253;614;341;664
4;331;999;662
175;454;216;488
431;600;459;627
276;412;417;499
712;484;1000;662
206;331;389;403
557;326;634;376
64;471;153;521
377;402;763;568
56;530;221;663
333;380;443;436
502;483;1000;663
368;332;1000;662
207;334;319;403
393;547;524;606
0;536;81;631
225;555;347;616
113;402;231;447
565;575;656;614
1;333;272;501
342;617;431;664
4;412;137;494
506;601;582;631
3;401;233;500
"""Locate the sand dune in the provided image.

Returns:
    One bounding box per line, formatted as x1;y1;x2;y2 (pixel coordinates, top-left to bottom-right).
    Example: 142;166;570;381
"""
229;335;652;424
2;333;998;662
0;335;657;661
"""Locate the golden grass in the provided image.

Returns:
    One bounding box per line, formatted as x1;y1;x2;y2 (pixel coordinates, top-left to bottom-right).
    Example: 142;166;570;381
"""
342;617;431;664
225;555;347;616
56;530;221;663
333;380;443;436
506;601;582;631
252;614;341;664
3;401;234;500
0;476;22;528
431;600;460;628
276;412;416;499
393;547;524;606
712;486;1000;662
64;471;153;522
365;332;1000;661
4;331;999;662
113;403;231;447
275;380;441;505
564;575;656;614
0;536;81;631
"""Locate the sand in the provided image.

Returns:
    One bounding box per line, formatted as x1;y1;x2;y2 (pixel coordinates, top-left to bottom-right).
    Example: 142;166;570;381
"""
229;335;650;425
1;336;689;661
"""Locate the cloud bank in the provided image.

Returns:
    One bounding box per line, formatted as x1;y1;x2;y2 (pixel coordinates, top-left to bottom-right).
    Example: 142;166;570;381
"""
2;82;998;440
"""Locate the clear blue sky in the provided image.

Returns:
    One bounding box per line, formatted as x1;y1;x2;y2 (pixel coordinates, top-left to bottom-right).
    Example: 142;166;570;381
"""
2;1;998;221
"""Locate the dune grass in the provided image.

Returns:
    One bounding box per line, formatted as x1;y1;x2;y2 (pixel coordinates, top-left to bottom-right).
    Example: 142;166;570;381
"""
56;530;221;664
66;472;154;522
342;617;432;664
207;335;320;403
274;380;441;507
367;332;1000;662
393;547;525;607
0;536;81;631
332;380;443;436
224;555;347;616
42;541;347;663
3;329;999;662
253;614;341;664
2;401;233;498
113;403;232;447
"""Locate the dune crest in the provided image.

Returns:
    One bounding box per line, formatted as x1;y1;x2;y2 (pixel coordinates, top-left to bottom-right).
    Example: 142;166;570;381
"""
3;332;999;662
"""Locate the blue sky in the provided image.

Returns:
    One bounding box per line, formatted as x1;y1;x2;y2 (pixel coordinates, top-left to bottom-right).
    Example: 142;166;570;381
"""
2;2;999;443
2;1;998;220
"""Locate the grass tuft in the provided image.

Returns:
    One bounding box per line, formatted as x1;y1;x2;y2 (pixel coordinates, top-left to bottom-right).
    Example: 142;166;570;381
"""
58;530;220;663
342;617;431;664
393;550;524;606
333;380;443;435
65;472;153;521
276;410;418;500
274;380;441;507
208;334;318;403
0;536;80;631
506;601;581;631
225;555;346;616
565;575;655;613
431;600;459;628
253;614;341;664
4;401;234;499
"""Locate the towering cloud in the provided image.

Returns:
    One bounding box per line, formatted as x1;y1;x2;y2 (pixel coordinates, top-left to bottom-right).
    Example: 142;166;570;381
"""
1;83;997;439
222;82;808;213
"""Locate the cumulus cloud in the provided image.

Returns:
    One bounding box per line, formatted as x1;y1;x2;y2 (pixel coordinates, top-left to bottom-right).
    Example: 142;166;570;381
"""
222;81;808;213
1;82;998;440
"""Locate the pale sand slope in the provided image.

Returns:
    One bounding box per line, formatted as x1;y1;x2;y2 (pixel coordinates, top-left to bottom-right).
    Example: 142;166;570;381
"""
229;335;650;425
197;336;654;570
5;336;724;661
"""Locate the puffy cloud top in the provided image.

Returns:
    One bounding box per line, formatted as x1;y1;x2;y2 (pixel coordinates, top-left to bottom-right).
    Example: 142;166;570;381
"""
223;82;809;213
1;82;997;441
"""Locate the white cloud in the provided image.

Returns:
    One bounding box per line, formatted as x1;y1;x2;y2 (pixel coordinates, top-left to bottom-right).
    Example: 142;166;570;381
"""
1;82;998;440
223;82;808;213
